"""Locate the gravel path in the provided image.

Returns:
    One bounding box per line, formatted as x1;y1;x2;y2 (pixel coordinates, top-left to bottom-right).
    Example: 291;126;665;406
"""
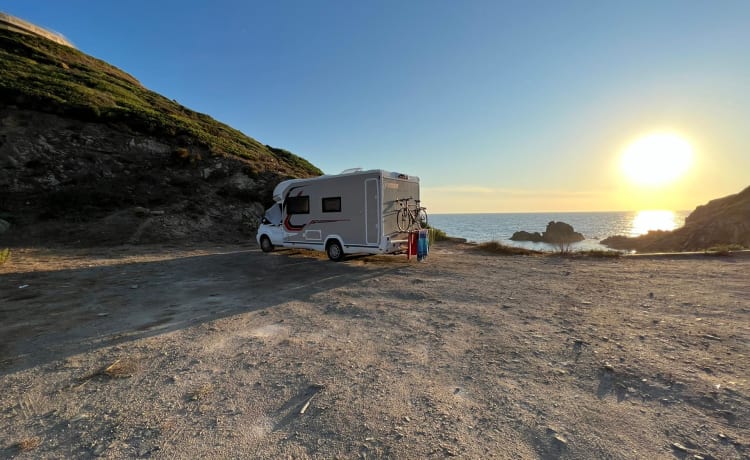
1;243;748;458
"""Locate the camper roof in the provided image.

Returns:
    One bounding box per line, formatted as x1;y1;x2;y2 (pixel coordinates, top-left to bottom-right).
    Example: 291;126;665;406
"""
271;169;419;203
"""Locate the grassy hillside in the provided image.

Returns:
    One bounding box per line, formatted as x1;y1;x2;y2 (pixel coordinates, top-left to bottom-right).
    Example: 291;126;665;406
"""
0;28;322;176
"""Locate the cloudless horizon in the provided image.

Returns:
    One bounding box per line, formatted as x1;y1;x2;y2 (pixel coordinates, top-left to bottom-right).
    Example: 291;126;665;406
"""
5;1;750;213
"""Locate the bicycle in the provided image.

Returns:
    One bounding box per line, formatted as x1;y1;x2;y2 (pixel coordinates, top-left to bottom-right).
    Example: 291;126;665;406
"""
395;197;428;231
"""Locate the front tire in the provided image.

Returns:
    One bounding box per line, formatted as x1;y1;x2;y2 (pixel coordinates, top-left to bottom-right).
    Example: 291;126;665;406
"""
259;235;274;253
326;240;344;261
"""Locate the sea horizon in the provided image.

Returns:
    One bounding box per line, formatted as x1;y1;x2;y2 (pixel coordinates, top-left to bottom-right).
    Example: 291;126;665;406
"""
428;210;690;251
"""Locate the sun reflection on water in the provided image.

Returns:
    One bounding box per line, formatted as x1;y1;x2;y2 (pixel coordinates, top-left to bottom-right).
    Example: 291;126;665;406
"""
630;210;679;236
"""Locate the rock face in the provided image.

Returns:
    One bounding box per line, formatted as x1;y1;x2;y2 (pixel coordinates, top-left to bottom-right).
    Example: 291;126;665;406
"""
601;186;750;252
0;27;322;246
511;221;585;244
0;109;313;245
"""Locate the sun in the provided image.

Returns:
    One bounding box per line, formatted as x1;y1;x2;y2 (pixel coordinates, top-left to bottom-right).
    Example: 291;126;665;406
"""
621;133;694;186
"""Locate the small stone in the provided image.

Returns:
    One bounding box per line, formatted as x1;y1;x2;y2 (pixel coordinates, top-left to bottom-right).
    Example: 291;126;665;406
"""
671;442;688;452
554;435;568;445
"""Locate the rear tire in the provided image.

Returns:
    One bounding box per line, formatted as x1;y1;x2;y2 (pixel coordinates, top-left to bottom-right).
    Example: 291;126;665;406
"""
396;209;410;232
417;209;429;229
326;240;344;261
260;235;274;253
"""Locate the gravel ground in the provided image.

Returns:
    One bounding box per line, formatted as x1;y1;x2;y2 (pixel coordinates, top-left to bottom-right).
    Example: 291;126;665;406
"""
1;242;748;459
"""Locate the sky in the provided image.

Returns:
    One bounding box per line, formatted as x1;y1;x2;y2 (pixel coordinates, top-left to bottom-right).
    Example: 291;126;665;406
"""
5;1;750;213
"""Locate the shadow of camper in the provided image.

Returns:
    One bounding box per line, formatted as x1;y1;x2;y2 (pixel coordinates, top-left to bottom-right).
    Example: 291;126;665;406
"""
0;247;401;375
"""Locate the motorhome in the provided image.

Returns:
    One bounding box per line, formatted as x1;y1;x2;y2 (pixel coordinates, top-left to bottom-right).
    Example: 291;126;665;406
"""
256;169;425;261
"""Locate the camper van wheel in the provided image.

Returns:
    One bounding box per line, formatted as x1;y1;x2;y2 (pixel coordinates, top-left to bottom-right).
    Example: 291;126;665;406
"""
259;235;274;253
326;240;344;261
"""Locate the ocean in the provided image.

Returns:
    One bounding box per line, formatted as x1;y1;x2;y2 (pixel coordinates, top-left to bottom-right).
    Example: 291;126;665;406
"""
429;210;691;251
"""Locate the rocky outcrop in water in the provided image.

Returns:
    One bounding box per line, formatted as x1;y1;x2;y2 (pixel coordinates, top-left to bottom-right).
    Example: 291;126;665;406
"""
511;221;585;244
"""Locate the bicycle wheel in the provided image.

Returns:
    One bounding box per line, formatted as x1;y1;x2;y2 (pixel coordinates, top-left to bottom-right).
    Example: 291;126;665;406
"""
417;209;428;229
396;208;410;232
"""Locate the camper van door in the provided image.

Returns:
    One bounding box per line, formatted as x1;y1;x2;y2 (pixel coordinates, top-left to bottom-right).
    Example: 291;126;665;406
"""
365;178;379;245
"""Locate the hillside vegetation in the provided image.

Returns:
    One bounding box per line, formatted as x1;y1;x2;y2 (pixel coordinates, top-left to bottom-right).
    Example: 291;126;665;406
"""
0;28;321;175
0;28;322;245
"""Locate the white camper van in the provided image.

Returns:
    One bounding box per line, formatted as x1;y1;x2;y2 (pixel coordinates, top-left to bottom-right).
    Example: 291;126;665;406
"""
256;169;426;261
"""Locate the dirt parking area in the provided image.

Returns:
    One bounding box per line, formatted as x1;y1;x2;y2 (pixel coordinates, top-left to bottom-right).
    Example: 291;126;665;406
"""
1;243;748;458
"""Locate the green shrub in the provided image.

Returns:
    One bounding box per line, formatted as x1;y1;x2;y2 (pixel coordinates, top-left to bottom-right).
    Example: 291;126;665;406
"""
427;227;449;245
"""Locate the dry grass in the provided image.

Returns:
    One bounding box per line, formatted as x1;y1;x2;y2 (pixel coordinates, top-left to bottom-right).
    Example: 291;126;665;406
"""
100;358;138;378
475;241;542;256
14;437;41;452
704;244;745;256
568;250;622;258
78;358;138;386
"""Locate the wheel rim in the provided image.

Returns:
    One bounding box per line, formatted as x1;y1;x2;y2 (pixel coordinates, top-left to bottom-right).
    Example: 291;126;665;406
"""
328;243;342;260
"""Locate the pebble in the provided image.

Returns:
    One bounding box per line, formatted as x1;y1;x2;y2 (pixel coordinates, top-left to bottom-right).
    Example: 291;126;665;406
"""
554;435;568;445
671;442;688;452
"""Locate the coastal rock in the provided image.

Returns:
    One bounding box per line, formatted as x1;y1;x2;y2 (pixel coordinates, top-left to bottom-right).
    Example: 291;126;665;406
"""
511;221;585;244
510;230;543;242
601;185;750;252
542;221;585;244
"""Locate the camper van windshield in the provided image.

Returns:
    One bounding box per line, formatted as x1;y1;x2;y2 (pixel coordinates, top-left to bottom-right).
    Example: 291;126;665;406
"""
286;196;309;215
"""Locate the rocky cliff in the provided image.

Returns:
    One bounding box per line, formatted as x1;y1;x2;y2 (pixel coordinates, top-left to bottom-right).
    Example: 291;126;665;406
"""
0;27;322;245
601;186;750;252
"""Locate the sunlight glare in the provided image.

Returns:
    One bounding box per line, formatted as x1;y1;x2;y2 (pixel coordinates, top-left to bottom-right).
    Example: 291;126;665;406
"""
630;210;678;236
621;133;693;186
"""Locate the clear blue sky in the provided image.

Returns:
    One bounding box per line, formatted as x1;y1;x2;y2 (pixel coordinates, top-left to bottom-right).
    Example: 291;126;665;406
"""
6;1;750;212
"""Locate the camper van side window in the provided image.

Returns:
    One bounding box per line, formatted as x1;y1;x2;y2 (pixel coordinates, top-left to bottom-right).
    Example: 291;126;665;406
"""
286;196;309;215
322;197;341;213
